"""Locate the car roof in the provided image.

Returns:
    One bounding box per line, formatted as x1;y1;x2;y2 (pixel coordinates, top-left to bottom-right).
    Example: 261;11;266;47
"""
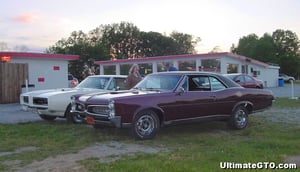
87;75;127;78
223;73;243;76
149;71;241;88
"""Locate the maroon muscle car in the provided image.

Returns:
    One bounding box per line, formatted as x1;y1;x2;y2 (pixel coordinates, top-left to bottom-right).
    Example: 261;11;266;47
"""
71;72;274;140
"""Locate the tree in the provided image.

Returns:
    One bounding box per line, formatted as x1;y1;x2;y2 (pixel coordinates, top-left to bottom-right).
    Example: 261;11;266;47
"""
47;22;201;77
232;34;259;58
47;30;106;80
170;31;200;54
232;29;300;78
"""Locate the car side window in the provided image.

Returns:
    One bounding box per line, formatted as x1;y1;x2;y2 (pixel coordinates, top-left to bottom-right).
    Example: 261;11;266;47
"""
116;78;127;90
188;76;210;91
108;78;127;90
244;75;253;82
209;77;226;91
236;75;244;82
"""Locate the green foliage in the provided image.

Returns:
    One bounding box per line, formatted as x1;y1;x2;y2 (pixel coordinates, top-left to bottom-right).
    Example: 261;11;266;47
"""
232;29;300;78
47;22;200;77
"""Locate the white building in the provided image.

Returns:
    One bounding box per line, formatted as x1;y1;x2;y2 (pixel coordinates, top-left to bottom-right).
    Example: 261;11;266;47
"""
0;52;79;91
95;52;280;87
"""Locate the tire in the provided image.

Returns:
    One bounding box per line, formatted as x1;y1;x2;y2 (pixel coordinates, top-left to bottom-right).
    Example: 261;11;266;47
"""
39;114;57;121
228;106;248;130
132;110;160;140
65;104;85;124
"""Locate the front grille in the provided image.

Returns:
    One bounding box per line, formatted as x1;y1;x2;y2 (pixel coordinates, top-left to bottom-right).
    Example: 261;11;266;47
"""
33;97;48;105
87;105;110;116
23;96;29;103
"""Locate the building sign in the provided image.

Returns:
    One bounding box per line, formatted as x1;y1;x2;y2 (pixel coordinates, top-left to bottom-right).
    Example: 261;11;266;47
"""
38;77;45;82
53;66;60;70
1;56;10;62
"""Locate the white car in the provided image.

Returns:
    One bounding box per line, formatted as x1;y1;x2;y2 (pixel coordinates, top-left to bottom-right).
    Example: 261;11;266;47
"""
20;75;127;123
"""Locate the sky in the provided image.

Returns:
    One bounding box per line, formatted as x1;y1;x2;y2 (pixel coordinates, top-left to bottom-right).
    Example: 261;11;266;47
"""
1;0;300;53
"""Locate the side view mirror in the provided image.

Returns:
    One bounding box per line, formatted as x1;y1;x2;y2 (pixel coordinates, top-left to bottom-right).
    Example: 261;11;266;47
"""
176;87;185;95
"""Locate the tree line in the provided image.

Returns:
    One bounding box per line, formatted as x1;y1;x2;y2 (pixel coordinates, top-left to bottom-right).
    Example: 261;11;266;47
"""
46;22;200;80
231;29;300;79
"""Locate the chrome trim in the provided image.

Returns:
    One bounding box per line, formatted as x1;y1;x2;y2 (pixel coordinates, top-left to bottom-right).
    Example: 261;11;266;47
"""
86;111;109;117
164;114;229;125
86;104;110;117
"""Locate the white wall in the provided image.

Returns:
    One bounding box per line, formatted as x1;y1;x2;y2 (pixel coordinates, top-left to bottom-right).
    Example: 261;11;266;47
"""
10;58;69;90
260;66;280;87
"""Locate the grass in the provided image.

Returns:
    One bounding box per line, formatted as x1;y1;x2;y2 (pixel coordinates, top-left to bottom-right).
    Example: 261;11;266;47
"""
273;97;300;109
0;98;300;171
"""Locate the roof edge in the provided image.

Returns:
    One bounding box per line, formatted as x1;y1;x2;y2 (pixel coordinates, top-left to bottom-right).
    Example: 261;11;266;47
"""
0;52;79;61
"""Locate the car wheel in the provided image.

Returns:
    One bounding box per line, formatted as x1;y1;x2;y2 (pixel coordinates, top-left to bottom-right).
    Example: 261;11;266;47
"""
228;106;248;129
132;110;160;140
65;104;85;124
39;114;56;121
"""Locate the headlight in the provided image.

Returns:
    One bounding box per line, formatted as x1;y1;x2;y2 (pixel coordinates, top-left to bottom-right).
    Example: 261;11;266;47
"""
70;96;75;104
108;100;115;118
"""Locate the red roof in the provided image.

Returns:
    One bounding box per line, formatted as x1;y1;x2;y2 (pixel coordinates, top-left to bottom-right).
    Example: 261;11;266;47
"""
95;52;269;67
0;52;79;61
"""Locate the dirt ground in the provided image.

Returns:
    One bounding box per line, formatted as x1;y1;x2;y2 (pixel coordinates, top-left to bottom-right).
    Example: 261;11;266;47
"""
2;141;165;172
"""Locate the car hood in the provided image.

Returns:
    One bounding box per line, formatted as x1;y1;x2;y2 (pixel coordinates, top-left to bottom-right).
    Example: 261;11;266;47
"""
78;89;158;104
21;88;103;98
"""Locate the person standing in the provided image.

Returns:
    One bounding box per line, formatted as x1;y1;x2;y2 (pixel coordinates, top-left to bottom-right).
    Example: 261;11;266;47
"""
125;64;142;89
166;62;178;71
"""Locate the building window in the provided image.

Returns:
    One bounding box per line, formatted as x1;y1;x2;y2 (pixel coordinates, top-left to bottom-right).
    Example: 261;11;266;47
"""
139;63;153;76
242;64;248;74
178;60;196;71
200;59;220;72
227;64;238;73
120;64;131;75
104;65;116;75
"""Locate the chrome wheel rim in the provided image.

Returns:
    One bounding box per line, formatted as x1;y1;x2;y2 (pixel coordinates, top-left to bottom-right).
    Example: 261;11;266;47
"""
235;109;247;128
136;115;155;136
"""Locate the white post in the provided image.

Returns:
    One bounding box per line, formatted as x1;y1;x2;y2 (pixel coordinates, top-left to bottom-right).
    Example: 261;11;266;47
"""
290;80;298;99
25;79;28;93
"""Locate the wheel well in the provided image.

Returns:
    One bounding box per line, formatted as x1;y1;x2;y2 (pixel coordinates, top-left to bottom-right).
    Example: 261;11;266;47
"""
245;104;253;113
234;102;253;114
64;103;72;117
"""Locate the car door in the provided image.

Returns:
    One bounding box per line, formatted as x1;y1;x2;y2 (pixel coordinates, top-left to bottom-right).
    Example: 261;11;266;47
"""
164;75;217;121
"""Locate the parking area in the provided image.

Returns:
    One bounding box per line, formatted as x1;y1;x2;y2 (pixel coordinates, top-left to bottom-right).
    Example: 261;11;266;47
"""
0;103;41;124
0;84;299;124
267;84;300;98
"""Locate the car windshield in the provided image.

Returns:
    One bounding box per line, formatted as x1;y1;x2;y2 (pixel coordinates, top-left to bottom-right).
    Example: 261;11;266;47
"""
225;74;237;80
134;74;182;91
76;77;110;89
